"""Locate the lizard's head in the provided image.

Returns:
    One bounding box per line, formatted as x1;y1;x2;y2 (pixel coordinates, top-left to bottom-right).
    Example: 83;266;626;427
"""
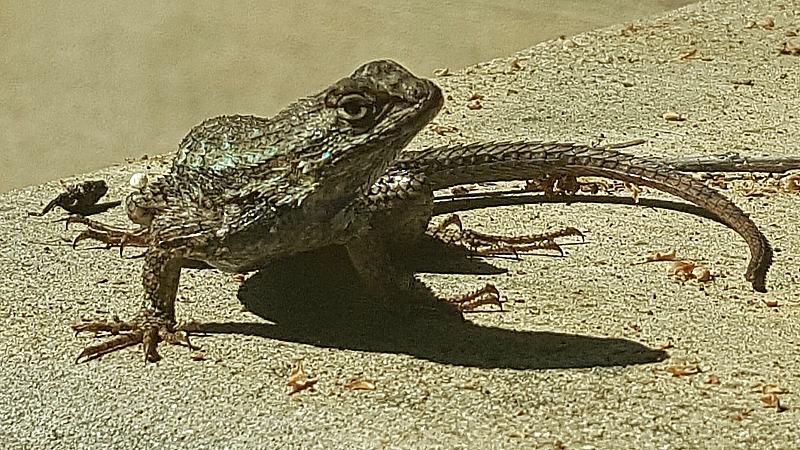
323;59;443;141
302;59;443;193
283;60;443;199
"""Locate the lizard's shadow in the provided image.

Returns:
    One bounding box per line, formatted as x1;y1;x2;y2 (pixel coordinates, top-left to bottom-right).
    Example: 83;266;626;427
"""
203;244;665;369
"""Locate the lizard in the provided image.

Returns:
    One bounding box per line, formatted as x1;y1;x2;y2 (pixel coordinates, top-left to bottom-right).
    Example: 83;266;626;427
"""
67;60;772;363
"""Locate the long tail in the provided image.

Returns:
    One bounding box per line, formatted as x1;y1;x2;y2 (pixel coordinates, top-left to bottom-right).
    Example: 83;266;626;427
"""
394;141;772;292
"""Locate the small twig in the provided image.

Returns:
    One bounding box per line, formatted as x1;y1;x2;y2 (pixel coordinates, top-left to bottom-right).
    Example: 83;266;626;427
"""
602;139;647;149
660;154;800;173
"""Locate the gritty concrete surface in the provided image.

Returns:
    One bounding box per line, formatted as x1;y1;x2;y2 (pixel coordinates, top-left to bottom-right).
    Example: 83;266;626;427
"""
2;0;799;448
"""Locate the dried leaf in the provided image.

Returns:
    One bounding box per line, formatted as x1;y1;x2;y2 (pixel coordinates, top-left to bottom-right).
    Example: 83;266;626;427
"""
760;394;782;408
778;38;800;55
782;175;800;192
692;267;712;282
757;18;775;29
709;178;728;189
658;341;674;350
559;35;577;48
623;182;642;201
663;110;685;121
763;385;789;395
466;100;482;110
666;365;702;377
621;24;637;36
670;261;697;281
729;409;754;421
344;376;376;391
433;68;451;77
644;250;677;262
450;186;470;195
432;124;458;135
746;17;774;29
287;360;318;395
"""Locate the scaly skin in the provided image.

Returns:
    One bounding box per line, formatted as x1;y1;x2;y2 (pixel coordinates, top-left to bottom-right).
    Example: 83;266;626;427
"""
71;61;772;362
388;141;772;292
73;60;443;362
340;141;771;295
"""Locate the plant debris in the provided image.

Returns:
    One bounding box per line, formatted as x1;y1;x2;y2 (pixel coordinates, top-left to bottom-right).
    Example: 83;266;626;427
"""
344;376;376;391
287;360;318;395
28;180;121;217
639;250;715;284
778;38;800;56
666;365;702;377
663;110;685;121
760;394;787;412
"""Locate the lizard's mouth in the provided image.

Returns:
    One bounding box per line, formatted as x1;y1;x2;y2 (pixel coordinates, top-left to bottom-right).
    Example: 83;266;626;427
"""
415;78;444;126
382;76;444;148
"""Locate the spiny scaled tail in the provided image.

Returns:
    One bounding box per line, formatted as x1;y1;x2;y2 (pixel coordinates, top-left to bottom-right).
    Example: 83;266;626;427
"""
401;141;772;292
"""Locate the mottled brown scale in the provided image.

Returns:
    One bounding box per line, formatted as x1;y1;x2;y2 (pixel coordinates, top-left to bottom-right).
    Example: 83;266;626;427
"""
391;141;772;292
72;60;444;361
72;61;772;363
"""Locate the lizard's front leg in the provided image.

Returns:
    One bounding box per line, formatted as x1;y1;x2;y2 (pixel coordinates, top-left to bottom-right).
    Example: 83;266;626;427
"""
345;172;434;296
73;247;196;362
67;216;150;253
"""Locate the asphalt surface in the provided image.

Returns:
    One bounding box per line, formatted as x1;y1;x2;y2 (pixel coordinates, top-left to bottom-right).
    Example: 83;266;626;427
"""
2;0;799;448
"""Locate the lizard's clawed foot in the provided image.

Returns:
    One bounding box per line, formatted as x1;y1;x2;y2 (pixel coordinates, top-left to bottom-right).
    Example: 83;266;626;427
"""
73;314;199;363
447;283;504;311
433;214;584;256
67;216;149;254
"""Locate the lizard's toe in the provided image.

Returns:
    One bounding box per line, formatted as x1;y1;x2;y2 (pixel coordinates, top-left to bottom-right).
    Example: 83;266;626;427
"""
433;214;584;256
446;283;504;312
73;315;198;363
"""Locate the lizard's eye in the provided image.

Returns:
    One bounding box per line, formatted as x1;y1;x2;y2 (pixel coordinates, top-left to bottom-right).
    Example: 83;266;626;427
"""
337;94;375;123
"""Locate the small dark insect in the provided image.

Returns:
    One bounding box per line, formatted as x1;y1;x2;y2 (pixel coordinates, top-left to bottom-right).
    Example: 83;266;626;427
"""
29;180;121;217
